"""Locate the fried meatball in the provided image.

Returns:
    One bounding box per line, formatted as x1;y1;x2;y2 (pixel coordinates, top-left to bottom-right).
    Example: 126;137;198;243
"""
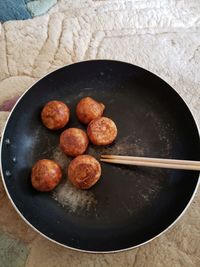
87;117;117;145
31;159;62;192
76;97;105;124
41;100;70;130
60;128;89;157
68;155;101;189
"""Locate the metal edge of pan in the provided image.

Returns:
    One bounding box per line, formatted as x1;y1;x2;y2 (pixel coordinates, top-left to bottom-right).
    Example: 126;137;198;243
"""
0;59;199;254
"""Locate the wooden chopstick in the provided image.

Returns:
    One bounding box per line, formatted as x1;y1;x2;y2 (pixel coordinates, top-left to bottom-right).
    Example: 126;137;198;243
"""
101;155;200;166
100;155;200;171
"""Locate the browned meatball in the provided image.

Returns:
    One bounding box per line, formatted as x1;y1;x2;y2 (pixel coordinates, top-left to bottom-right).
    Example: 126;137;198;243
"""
68;155;101;189
60;128;89;157
87;117;117;145
76;97;105;124
41;100;70;130
31;159;62;192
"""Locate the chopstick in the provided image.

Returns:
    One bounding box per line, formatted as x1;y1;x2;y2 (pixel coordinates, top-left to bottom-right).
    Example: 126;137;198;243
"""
100;155;200;171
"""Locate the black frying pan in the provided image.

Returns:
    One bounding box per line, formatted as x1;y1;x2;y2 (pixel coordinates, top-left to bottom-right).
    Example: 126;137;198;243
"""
1;60;200;253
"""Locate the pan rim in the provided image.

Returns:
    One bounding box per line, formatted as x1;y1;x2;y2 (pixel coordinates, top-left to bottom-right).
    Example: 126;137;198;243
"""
0;59;200;253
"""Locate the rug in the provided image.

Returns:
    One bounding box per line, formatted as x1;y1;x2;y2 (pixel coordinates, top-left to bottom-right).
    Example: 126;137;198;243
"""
0;1;200;266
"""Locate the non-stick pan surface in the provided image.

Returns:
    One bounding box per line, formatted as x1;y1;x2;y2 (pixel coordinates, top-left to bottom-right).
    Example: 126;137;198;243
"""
1;60;200;252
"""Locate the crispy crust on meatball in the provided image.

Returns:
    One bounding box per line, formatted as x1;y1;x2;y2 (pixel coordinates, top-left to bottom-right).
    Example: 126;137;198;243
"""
76;97;105;124
31;159;62;192
41;100;70;130
60;128;89;157
68;155;101;189
87;117;117;145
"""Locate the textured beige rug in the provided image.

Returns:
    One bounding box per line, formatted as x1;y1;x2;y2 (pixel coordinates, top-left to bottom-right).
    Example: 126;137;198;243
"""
0;1;200;266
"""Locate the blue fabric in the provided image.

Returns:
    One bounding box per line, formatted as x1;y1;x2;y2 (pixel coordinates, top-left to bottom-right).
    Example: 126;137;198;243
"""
26;0;57;17
0;0;57;22
0;0;31;23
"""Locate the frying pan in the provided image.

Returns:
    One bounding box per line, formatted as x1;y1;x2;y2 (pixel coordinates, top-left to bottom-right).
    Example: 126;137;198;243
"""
1;60;200;253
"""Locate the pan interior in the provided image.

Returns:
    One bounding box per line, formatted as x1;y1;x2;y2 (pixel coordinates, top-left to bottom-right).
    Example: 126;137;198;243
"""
1;60;200;252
